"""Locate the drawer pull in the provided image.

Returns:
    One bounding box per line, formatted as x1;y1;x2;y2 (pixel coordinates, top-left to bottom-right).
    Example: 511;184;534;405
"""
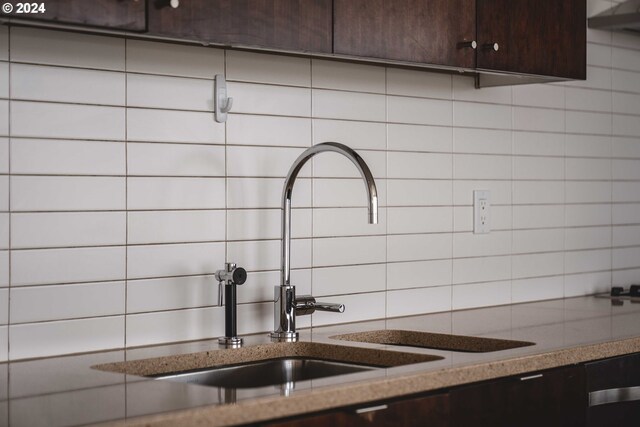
520;374;543;381
589;386;640;407
355;404;388;414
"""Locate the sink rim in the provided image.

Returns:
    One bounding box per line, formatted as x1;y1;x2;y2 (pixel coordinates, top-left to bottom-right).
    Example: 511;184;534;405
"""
330;329;535;353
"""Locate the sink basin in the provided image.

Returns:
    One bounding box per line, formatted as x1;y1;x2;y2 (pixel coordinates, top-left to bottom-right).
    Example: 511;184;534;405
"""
151;357;374;389
93;342;444;390
331;330;535;353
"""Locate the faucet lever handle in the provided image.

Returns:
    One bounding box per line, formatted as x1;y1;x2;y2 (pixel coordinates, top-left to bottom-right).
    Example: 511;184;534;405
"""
217;280;224;306
314;302;345;313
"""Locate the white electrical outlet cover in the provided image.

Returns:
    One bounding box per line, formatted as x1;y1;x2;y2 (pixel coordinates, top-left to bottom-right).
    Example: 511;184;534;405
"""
473;190;491;234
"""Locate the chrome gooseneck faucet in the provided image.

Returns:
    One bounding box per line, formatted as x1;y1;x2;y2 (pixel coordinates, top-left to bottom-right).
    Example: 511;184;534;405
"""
270;142;379;342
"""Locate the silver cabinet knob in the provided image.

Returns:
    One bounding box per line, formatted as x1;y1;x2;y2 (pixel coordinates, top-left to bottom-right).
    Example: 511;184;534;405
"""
483;42;500;52
458;41;478;50
170;0;179;8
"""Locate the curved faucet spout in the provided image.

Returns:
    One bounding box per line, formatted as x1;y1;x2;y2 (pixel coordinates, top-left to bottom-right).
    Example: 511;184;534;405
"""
281;142;378;288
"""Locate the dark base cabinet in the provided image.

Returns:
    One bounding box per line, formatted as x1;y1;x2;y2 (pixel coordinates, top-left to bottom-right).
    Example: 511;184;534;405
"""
586;353;640;427
451;365;586;427
263;392;450;427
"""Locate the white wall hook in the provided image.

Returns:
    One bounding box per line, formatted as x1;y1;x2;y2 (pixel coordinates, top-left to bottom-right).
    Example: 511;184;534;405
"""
214;74;233;123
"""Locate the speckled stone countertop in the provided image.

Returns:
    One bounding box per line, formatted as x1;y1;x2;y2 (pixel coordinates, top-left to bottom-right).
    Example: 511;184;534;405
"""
2;295;640;427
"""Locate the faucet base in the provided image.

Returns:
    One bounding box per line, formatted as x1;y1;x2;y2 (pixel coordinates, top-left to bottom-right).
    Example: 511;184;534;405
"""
269;331;299;342
218;336;243;348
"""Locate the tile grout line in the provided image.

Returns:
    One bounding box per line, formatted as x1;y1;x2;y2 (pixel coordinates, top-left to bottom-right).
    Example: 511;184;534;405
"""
6;24;11;406
449;74;454;315
124;38;129;355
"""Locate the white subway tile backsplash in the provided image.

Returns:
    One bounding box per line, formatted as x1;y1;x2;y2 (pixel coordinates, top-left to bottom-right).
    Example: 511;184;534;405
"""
129;210;225;244
452;255;511;284
11;212;126;249
313;178;387;208
127;275;218;313
313;119;386;150
11;64;125;105
11;27;125;70
455;154;512;180
513;181;564;205
512;276;564;303
565;249;612;274
127;108;225;144
513;253;563;279
127;242;225;279
454;75;512;104
0;101;6;137
227;239;311;272
387;286;451;317
227;146;309;177
313;207;385;237
127;143;225;177
455;128;511;154
313;236;386;267
453;281;511;310
387;124;452;152
11;176;125;212
227;177;311;209
388;207;452;234
387;68;452;99
231;82;311;116
0;251;7;286
0;62;8;99
566;87;612;112
1;24;639;360
228;208;311;241
11;101;125;140
126;307;222;347
565;226;611;250
10;282;125;323
11;139;125;175
313;264;386;296
126;40;224;78
565;181;611;204
388;96;452;126
513;229;564;253
229;50;310;87
565;204;612;227
388;152;451;179
455;101;510;130
0;138;7;173
9;316;124;360
0;213;7;249
387;259;452;290
313;292;386;326
312;60;385;93
315;90;385;121
128;177;225;210
513;156;564;180
513;84;564;109
11;247;125;286
387;180;452;206
613;225;640;247
127;74;213;111
514;132;564;156
228;115;311;147
387;233;452;262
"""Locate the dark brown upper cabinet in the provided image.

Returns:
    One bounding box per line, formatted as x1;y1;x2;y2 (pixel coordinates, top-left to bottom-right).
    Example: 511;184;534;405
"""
1;0;146;31
334;0;477;69
476;0;586;79
147;0;333;53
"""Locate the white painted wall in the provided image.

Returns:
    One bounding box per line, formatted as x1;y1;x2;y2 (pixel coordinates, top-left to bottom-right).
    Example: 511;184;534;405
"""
0;0;639;360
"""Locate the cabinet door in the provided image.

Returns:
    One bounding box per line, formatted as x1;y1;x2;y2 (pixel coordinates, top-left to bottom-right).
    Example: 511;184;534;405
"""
476;0;586;79
334;0;476;68
586;352;640;427
3;0;146;31
451;365;586;427
264;392;450;427
148;0;332;53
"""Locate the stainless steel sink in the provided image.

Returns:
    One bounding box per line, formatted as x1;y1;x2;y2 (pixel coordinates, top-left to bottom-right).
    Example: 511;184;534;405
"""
151;357;375;389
